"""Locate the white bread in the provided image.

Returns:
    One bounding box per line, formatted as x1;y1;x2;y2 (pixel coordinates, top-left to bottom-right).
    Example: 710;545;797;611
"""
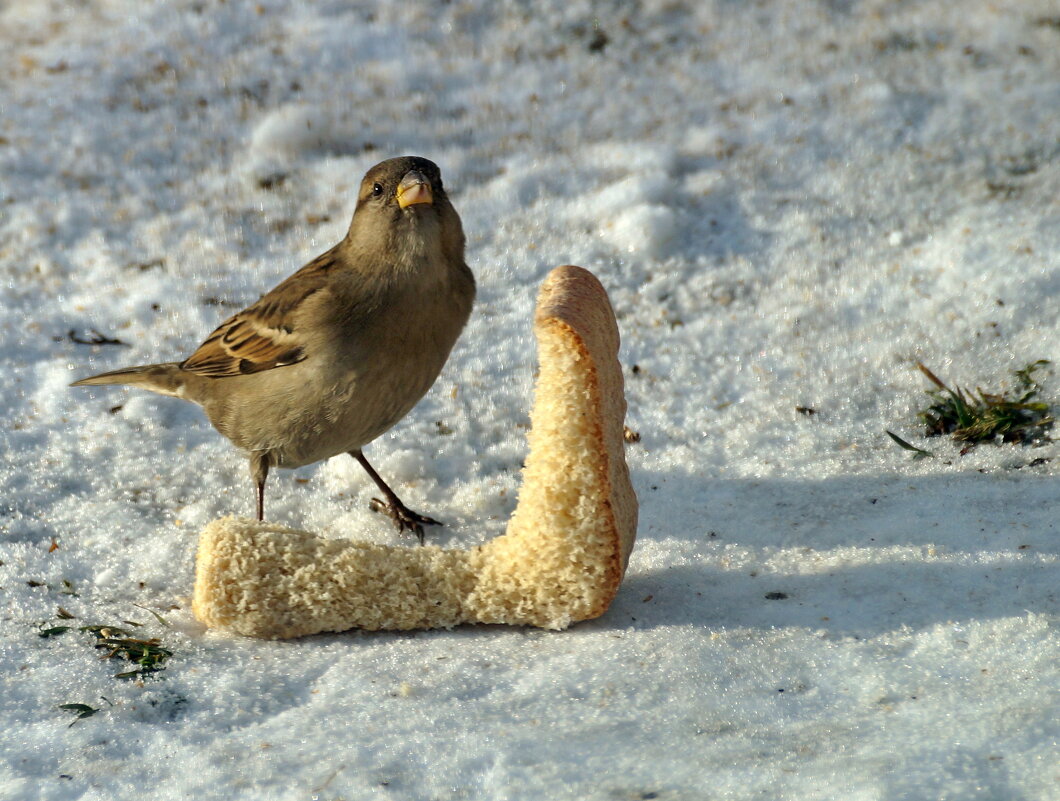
192;265;638;638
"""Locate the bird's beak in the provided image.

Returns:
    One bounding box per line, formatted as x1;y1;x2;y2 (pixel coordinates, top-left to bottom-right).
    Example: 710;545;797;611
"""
396;171;433;209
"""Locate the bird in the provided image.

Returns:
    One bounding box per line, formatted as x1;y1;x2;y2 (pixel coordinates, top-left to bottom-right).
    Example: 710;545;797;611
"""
72;156;475;542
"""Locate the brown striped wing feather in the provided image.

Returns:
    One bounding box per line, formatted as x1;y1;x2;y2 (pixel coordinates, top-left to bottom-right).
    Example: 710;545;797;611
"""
181;249;337;377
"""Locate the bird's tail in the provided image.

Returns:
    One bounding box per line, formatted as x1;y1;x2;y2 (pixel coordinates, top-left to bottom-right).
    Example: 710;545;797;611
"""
70;362;187;398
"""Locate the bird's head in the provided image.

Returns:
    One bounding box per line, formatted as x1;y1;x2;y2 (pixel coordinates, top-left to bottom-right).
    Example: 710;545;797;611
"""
346;156;465;271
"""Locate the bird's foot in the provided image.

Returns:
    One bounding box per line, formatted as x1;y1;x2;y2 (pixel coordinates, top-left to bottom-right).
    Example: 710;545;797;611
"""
368;497;442;544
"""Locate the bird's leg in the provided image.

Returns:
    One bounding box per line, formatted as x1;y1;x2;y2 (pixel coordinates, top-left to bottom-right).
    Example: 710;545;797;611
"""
350;450;441;544
249;452;270;522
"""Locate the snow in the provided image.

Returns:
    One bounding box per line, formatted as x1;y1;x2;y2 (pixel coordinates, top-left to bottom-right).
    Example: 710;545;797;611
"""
2;0;1059;798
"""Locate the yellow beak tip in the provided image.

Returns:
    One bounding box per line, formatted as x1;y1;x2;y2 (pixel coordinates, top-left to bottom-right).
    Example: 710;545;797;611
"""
397;181;433;209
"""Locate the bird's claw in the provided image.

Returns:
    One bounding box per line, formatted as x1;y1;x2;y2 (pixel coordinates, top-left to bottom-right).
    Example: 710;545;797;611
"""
368;497;442;544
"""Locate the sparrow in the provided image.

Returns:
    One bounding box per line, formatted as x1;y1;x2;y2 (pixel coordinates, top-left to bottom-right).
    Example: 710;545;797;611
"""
72;156;475;542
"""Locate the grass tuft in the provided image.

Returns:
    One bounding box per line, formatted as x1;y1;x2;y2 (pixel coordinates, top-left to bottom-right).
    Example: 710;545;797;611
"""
890;361;1054;458
39;613;175;680
916;361;1053;446
78;625;173;679
44;611;178;726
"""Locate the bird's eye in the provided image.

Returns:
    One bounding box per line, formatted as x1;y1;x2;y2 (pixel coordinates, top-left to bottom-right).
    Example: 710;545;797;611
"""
371;182;383;197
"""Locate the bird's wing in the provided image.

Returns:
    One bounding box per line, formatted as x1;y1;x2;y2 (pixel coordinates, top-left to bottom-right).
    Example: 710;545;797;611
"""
181;248;338;378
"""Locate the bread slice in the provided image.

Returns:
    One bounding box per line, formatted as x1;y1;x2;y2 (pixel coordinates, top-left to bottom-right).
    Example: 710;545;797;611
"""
192;265;638;637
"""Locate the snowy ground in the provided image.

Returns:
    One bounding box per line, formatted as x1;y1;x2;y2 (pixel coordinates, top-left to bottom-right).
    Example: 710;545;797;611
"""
2;1;1059;798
